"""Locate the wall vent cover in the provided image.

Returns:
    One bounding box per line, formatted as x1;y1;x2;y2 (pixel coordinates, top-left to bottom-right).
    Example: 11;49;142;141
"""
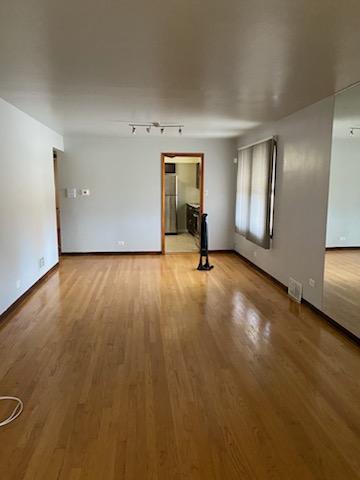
288;277;302;303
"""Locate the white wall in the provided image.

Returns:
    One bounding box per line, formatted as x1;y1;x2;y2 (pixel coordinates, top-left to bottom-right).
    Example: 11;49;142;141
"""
326;136;360;247
59;136;236;252
176;163;200;232
0;98;63;315
235;97;334;309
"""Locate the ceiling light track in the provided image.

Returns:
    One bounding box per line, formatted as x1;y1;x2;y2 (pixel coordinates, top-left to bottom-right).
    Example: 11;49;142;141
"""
129;122;184;135
349;126;360;136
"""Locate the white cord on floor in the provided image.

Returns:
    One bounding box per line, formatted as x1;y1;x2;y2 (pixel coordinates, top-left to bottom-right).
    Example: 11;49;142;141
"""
0;397;23;427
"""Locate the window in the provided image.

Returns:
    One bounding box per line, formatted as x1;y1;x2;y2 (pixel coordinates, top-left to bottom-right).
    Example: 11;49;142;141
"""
235;138;277;249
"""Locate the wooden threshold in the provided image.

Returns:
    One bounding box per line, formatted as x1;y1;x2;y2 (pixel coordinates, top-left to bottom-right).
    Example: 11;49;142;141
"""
61;251;162;256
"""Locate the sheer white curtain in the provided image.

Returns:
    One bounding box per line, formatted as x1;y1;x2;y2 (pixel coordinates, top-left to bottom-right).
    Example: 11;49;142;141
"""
235;138;276;249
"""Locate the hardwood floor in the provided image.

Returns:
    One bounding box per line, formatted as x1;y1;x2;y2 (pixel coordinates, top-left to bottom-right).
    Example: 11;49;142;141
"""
165;233;199;253
0;253;359;480
323;249;360;338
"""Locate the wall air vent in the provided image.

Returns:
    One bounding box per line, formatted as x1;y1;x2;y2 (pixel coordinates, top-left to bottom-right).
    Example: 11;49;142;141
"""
288;277;302;303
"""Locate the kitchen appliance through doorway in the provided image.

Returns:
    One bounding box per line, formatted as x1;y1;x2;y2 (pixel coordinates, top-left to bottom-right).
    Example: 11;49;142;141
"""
161;153;204;254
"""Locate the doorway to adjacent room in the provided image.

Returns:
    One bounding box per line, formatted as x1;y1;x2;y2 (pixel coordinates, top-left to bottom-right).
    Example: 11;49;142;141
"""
322;84;360;338
161;153;204;254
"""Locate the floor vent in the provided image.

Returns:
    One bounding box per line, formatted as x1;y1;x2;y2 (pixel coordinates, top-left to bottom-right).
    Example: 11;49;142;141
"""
288;277;302;303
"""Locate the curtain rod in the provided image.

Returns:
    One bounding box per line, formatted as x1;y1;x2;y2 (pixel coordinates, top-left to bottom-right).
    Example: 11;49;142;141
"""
237;136;276;151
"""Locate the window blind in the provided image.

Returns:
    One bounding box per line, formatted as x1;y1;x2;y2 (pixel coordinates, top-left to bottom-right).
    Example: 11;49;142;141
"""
235;138;277;249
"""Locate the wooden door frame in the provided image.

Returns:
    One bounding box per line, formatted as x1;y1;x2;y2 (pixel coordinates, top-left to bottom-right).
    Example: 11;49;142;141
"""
53;148;62;256
161;152;204;254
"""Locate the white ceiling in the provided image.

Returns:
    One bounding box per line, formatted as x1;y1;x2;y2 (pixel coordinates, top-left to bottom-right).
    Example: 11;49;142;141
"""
1;0;360;138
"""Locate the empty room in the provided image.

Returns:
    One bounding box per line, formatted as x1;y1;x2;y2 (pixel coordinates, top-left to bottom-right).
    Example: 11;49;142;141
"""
0;1;359;479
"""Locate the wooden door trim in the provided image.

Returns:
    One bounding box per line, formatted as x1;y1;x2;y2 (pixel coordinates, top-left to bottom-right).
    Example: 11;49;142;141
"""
53;148;62;256
161;152;204;254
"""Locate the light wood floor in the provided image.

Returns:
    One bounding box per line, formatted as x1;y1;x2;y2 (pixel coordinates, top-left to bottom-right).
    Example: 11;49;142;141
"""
0;253;359;480
323;249;360;338
165;233;199;253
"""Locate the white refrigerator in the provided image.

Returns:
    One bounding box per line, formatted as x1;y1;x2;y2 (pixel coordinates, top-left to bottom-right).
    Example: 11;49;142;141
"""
165;174;178;234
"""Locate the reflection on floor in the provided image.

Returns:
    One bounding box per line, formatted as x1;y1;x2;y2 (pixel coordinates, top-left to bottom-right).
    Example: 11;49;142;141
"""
165;232;199;253
323;249;360;337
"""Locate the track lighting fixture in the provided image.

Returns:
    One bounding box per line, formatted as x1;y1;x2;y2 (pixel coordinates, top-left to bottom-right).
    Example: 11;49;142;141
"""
349;126;360;136
129;122;183;135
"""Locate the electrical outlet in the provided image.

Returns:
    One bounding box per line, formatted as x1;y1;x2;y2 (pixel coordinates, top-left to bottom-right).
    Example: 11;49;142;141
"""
340;236;346;241
253;251;257;258
309;278;316;288
16;280;21;289
39;257;45;269
118;241;125;247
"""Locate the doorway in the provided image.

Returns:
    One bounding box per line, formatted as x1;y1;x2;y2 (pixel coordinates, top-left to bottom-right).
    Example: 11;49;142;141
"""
161;153;204;254
322;84;360;338
53;148;62;255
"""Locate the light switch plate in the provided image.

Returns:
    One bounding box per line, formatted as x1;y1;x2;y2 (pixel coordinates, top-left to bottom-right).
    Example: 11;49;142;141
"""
66;188;77;198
